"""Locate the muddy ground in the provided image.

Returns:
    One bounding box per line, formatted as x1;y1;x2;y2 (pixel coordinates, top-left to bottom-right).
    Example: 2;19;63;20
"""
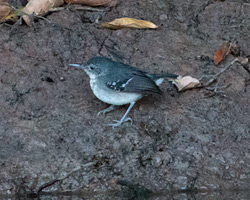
0;0;250;199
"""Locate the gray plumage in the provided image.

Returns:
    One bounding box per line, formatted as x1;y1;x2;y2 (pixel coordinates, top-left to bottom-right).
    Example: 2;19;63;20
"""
86;57;177;94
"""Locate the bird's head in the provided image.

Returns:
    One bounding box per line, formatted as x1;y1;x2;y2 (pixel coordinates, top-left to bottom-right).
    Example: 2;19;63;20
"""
69;56;114;79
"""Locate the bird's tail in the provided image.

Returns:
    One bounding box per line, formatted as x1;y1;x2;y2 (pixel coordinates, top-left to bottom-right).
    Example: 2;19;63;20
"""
149;73;179;79
147;73;179;80
146;73;179;86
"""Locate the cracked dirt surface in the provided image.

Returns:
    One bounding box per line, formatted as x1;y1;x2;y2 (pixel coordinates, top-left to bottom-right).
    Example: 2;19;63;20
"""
0;0;250;199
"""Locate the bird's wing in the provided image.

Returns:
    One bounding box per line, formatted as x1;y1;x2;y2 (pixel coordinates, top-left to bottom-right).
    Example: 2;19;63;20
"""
105;70;162;94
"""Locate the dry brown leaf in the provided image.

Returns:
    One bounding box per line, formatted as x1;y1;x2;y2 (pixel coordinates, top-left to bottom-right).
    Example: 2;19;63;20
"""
23;0;64;26
173;76;200;91
101;18;158;30
0;2;12;23
65;0;116;7
213;42;231;65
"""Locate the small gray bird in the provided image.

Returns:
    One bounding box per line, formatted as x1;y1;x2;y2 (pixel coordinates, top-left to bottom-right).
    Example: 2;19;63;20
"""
69;57;178;127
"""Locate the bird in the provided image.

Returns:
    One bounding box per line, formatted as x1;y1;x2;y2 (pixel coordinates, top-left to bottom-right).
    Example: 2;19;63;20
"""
69;56;178;128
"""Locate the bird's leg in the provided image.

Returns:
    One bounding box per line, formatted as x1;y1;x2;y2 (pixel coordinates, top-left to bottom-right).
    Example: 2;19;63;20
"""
108;102;135;128
97;105;116;116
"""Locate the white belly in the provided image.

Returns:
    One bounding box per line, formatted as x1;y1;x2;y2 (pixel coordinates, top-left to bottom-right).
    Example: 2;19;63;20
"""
90;78;142;105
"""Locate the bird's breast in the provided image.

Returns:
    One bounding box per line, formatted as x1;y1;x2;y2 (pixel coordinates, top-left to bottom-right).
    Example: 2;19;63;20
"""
89;78;142;105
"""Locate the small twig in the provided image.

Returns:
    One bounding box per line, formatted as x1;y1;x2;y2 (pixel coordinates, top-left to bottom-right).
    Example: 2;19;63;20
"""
67;4;105;12
224;42;233;58
36;161;96;195
203;58;239;87
198;75;216;81
192;58;238;92
36;179;60;195
0;23;13;28
213;79;220;92
206;83;231;98
98;36;108;54
206;84;231;91
34;15;51;23
72;5;105;12
243;66;250;74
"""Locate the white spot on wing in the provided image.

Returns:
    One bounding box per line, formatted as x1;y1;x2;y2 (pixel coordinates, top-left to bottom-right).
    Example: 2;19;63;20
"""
122;77;133;88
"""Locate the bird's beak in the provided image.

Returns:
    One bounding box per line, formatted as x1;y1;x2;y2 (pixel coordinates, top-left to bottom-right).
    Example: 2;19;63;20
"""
69;64;86;69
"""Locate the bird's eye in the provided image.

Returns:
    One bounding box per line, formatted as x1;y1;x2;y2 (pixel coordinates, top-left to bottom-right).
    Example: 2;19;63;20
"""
90;66;94;70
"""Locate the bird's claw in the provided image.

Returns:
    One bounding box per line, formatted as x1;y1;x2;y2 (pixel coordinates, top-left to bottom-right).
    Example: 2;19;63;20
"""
108;117;133;128
97;105;116;117
97;110;105;117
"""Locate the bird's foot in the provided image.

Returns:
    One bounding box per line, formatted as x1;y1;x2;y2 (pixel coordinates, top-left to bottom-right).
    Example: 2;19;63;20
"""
108;117;133;128
97;105;116;117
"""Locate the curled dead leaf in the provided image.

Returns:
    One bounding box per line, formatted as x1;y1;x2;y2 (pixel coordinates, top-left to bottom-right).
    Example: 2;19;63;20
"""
0;2;12;23
101;18;158;30
65;0;116;7
213;42;231;65
173;76;200;91
214;41;240;66
23;0;64;26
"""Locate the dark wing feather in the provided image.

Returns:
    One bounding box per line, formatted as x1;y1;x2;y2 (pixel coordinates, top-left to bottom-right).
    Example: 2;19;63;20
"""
123;73;162;94
105;66;162;94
